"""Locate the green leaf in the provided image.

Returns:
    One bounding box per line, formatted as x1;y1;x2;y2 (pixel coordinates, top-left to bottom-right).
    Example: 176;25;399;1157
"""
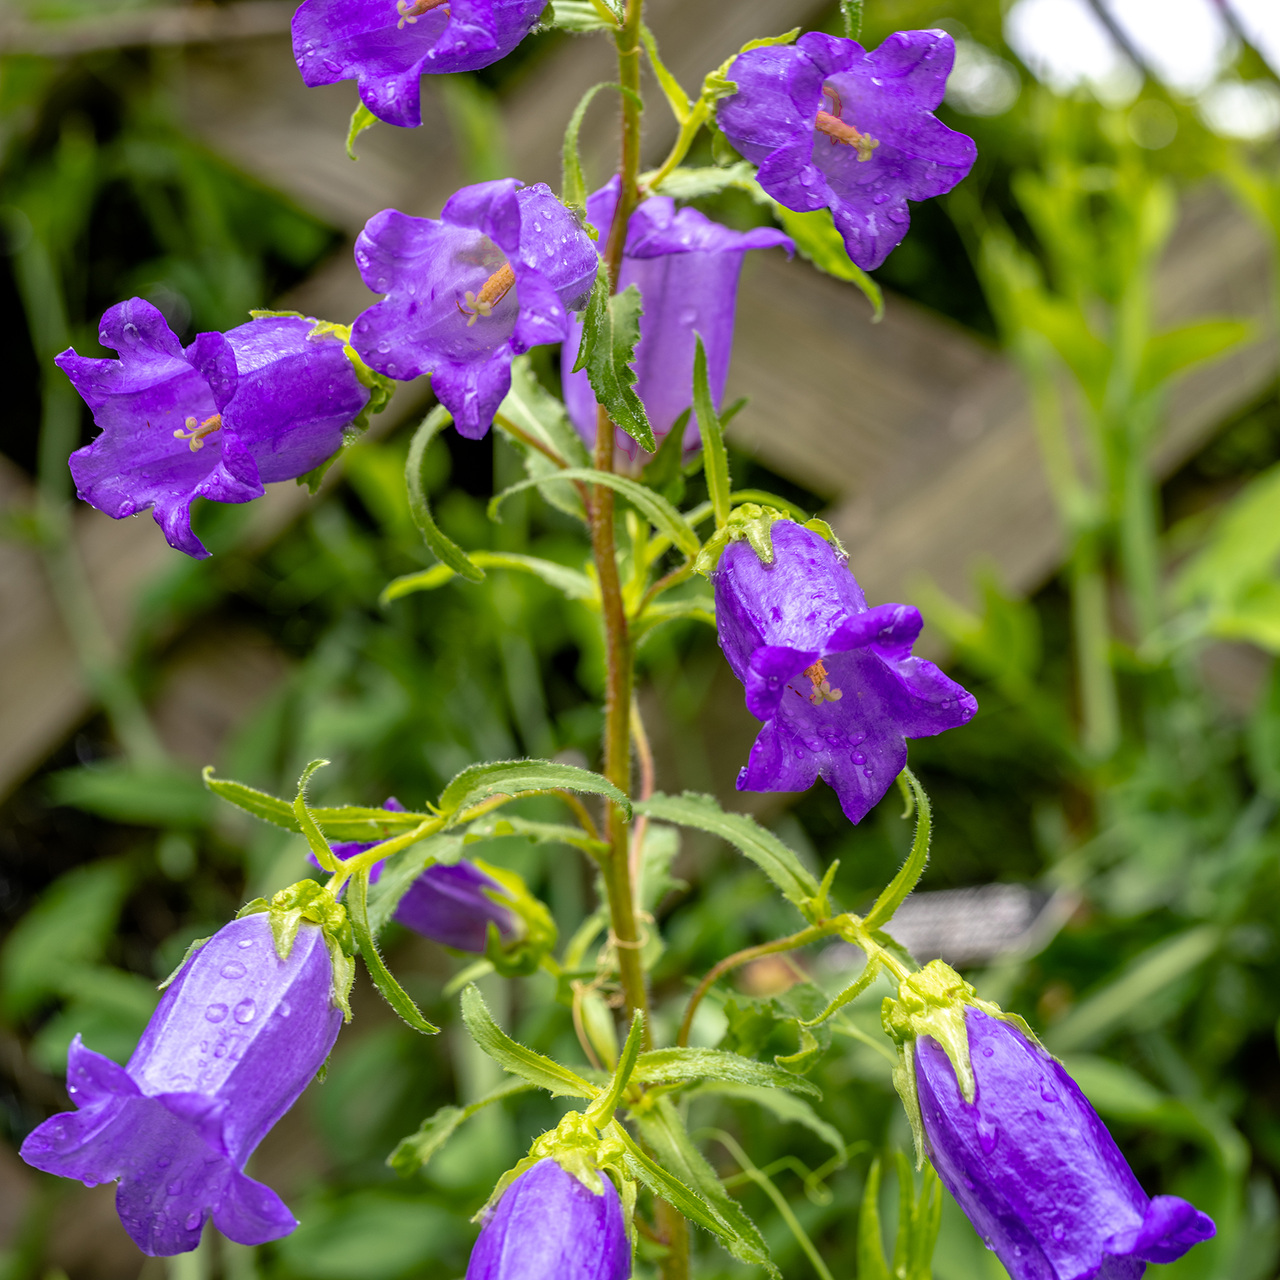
489;468;699;557
634;792;820;914
1138;319;1252;394
388;1078;535;1176
862;768;931;931
686;1082;845;1161
460;984;597;1097
464;815;608;858
640;406;690;505
383;552;595;606
438;758;631;822
562;83;626;220
293;759;338;870
573;269;655;451
857;1158;892;1280
346;102;378;160
50;763;213;827
651;161;759;202
586;1010;645;1125
629;1098;776;1272
693;334;731;527
775;205;883;321
203;768;297;829
640;24;692;122
406;406;485;583
349;870;439;1035
1044;925;1220;1052
632;1046;820;1096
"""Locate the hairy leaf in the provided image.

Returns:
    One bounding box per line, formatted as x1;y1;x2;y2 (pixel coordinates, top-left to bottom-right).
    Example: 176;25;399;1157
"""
633;1047;820;1096
388;1078;534;1176
406;406;484;582
438;759;631;822
573;269;655;451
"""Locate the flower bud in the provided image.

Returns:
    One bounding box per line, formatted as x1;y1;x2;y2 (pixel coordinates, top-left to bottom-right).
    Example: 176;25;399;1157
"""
466;1158;630;1280
20;913;342;1256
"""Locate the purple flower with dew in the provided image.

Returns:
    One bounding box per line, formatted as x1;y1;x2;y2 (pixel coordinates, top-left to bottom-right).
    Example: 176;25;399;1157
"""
717;31;977;271
916;1008;1215;1279
351;180;597;439
712;520;976;823
20;914;342;1256
312;798;517;952
466;1158;631;1280
293;0;545;128
59;301;371;559
560;179;792;460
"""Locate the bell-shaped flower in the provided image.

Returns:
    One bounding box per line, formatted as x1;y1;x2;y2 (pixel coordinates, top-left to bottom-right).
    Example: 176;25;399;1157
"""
466;1157;630;1280
717;30;977;270
59;301;374;558
915;1005;1215;1279
711;517;976;822
20;914;343;1256
352;179;597;439
320;799;519;952
560;179;791;460
294;0;545;129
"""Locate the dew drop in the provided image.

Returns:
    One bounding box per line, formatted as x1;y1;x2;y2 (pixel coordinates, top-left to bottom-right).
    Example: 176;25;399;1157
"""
205;1003;228;1023
940;698;951;709
678;307;698;326
238;938;253;949
852;752;866;765
220;962;246;980
214;1045;227;1059
186;1212;202;1231
157;1158;171;1169
168;1180;184;1196
1013;1246;1023;1258
234;998;257;1024
377;341;391;353
1052;1223;1065;1242
794;748;806;759
1040;1081;1057;1103
386;363;397;374
982;1047;994;1057
977;1118;999;1154
279;1001;291;1019
863;767;874;778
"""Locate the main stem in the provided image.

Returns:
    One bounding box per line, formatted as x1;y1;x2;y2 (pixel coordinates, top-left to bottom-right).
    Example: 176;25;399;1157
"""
590;0;649;1039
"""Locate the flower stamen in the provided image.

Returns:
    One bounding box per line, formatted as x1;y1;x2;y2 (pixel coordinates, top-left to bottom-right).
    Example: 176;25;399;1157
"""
396;0;449;28
172;413;223;452
456;261;516;326
815;86;879;162
804;658;843;706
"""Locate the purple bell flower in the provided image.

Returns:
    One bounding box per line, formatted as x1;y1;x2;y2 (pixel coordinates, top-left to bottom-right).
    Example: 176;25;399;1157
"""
716;31;977;271
560;179;792;460
351;180;597;439
466;1158;631;1280
316;798;518;951
916;1009;1215;1279
712;520;976;822
20;914;342;1256
293;0;545;129
59;301;372;559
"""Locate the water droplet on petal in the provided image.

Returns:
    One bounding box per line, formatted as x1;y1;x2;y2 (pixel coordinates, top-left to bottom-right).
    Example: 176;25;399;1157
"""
205;1003;228;1023
794;748;806;758
982;1047;994;1057
168;1180;184;1196
863;767;874;778
157;1158;171;1169
852;752;866;765
1040;1081;1057;1103
977;1118;999;1154
234;999;257;1024
220;962;246;980
1052;1223;1065;1242
279;1001;291;1019
186;1212;202;1231
238;938;254;949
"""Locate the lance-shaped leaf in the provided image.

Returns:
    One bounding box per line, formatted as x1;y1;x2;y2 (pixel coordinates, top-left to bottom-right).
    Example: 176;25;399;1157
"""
203;769;437;842
388;1078;534;1177
461;984;598;1098
490;468;699;557
692;334;731;528
382;551;596;606
572;267;655;452
862;768;930;931
464;816;609;859
438;759;631;822
346;102;377;160
349;868;439;1035
635;792;820;914
628;1098;776;1273
632;1047;820;1097
585;1011;644;1126
562;83;639;222
406;406;484;583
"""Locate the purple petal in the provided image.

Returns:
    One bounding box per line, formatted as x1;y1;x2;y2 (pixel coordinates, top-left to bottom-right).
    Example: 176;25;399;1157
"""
916;1010;1215;1280
213;1171;299;1246
442;178;524;255
393;862;516;951
431;348;514;439
465;1159;630;1280
510;266;572;353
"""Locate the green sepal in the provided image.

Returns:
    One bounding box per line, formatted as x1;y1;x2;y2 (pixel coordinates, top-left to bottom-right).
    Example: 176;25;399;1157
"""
346;102;378;159
881;959;1048;1165
693;503;789;576
237;878;355;1018
802;517;846;556
475;857;559;977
